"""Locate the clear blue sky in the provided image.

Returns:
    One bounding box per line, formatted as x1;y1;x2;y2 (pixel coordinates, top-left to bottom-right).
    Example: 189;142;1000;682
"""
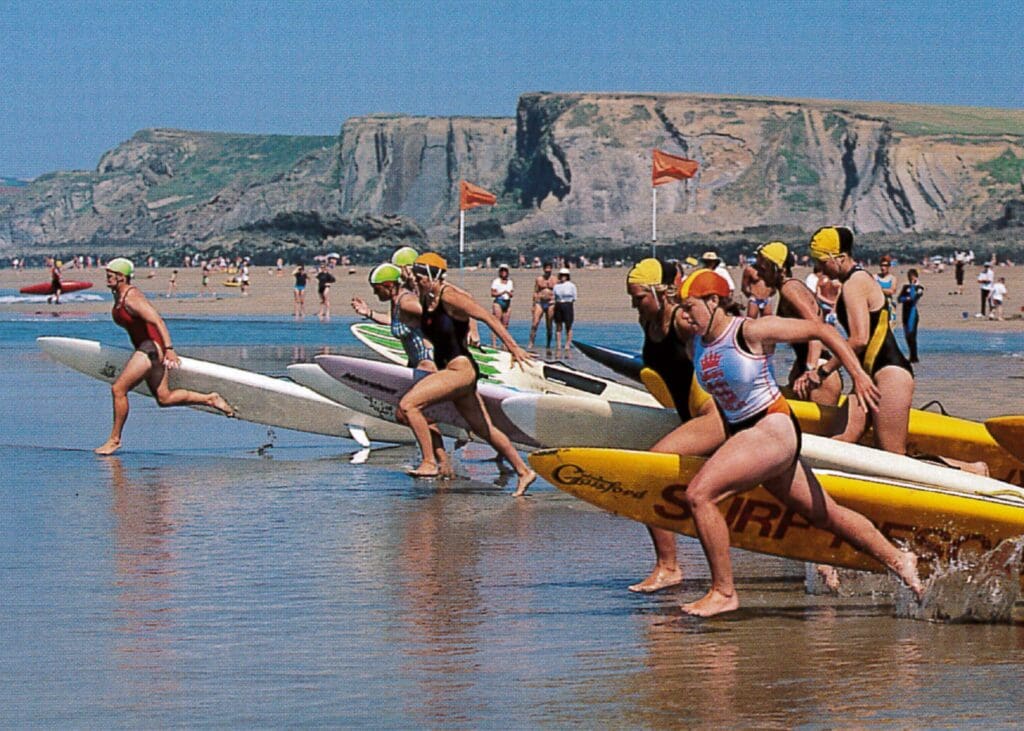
3;0;1022;178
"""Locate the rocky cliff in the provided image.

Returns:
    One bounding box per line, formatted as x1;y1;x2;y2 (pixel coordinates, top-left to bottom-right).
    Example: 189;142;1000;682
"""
3;93;1023;255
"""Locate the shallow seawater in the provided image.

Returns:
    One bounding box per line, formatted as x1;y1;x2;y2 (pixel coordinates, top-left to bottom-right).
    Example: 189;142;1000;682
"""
2;315;1023;726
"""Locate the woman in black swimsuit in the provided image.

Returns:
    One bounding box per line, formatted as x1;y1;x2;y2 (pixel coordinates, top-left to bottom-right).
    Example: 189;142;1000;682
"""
396;253;536;495
797;226;914;454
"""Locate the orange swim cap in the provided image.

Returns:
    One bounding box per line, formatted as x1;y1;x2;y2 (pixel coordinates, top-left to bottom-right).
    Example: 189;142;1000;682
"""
677;269;731;299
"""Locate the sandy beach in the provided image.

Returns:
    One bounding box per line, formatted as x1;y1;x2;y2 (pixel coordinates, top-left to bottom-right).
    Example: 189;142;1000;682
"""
4;261;1022;332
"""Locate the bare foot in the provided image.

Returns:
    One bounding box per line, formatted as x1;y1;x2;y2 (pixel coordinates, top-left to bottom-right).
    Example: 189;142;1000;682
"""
893;550;923;600
511;469;537;497
209;393;235;418
816;564;841;593
682;588;739;617
407;461;440;478
628;567;683;593
94;439;122;455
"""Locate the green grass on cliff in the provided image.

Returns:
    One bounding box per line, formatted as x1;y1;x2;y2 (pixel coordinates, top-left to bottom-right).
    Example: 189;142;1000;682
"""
976;148;1024;185
146;134;336;209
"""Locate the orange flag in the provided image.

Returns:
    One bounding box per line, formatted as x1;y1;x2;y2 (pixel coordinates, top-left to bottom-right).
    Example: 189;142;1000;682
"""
652;149;699;186
460;180;497;211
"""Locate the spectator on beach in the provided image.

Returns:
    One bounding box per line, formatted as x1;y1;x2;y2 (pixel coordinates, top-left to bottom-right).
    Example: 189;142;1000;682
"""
977;263;994;318
897;268;925;363
489;265;514;348
166;269;178;298
699;251;735;294
953;254;966;295
528;261;558;352
876;255;897;324
239;259;250;297
989;277;1007;321
293;264;309;318
316;263;336;322
47;260;63;304
740;259;775;318
552;268;578;358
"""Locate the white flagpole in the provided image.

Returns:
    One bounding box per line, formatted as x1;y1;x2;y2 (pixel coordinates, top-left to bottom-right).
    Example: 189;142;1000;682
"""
459;209;466;274
651;186;657;258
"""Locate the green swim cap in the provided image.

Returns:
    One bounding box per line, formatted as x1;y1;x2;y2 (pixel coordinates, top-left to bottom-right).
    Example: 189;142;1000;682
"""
391;246;419;267
106;257;134;277
368;263;401;285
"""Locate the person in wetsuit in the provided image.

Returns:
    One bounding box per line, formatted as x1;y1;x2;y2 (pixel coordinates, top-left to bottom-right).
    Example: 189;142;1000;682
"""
754;241;843;406
94;258;233;455
352;261;452;478
674;268;922;616
797;226;914;454
897;268;924;363
626;258;726;593
396;252;536;496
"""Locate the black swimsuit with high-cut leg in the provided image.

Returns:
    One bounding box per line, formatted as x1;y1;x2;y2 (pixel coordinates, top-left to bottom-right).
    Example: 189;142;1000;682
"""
420;286;480;378
642;306;697;422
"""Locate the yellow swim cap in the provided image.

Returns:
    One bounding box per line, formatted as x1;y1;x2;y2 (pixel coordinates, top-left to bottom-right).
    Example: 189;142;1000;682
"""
809;226;853;261
627;258;676;286
678;269;731;299
757;241;789;269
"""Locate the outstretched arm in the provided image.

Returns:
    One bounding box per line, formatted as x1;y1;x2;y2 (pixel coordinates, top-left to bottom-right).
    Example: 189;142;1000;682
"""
746;315;879;411
441;286;532;368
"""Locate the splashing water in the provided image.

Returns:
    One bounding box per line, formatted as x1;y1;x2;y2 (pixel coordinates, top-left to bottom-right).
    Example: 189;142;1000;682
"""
897;538;1024;623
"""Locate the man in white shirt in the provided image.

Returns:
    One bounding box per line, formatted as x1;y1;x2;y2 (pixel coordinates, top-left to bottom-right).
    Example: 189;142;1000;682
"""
700;251;736;295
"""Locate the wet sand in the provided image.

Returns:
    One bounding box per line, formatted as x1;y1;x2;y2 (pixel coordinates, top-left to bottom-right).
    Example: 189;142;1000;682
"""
3;262;1022;331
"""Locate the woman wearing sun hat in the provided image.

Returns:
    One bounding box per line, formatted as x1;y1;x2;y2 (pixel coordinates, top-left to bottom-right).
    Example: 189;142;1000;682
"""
94;257;234;455
754;241;843;406
352;260;453;478
398;252;536;495
798;226;914;454
624;258;726;593
674;267;921;616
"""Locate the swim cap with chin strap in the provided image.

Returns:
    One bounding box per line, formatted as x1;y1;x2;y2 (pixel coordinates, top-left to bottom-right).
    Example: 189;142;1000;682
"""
627;258;676;286
809;226;853;261
412;252;448;282
368;263;401;285
678;269;732;338
391;246;419;267
106;257;135;277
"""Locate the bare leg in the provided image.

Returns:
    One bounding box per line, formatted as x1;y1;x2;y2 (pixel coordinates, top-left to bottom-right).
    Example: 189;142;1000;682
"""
544;308;553;350
871;366;913;454
148;360;234;416
681;416;798;617
629;526;682;593
765;459;922;598
563;325;573;357
95;351;152;454
635;407;726;593
453;386;535;496
528;303;542;349
397;366;477;477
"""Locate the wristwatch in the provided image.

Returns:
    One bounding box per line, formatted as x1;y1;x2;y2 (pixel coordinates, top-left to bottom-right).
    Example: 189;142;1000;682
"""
816;365;830;381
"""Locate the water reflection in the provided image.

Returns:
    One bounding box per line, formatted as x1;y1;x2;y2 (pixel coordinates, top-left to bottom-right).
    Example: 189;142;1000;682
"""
103;456;182;704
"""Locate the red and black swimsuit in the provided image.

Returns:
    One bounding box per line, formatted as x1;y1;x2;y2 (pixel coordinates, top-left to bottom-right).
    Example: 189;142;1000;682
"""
111;286;164;350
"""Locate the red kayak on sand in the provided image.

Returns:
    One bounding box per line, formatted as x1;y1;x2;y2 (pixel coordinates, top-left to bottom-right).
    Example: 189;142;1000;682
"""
19;281;93;295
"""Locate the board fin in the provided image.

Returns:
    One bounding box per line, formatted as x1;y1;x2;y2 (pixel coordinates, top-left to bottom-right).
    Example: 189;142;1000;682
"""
986;416;1024;462
347;424;371;448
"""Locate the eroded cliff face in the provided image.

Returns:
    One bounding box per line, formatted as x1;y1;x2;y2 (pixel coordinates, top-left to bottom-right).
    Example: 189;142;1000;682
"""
498;93;1024;240
2;93;1023;253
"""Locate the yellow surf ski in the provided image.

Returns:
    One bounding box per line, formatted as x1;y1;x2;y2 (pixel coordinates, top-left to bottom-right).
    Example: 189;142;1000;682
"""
530;448;1024;578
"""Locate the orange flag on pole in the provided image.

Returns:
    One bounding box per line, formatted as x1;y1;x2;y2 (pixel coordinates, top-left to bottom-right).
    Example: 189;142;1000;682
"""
652;149;699;186
460;180;497;210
